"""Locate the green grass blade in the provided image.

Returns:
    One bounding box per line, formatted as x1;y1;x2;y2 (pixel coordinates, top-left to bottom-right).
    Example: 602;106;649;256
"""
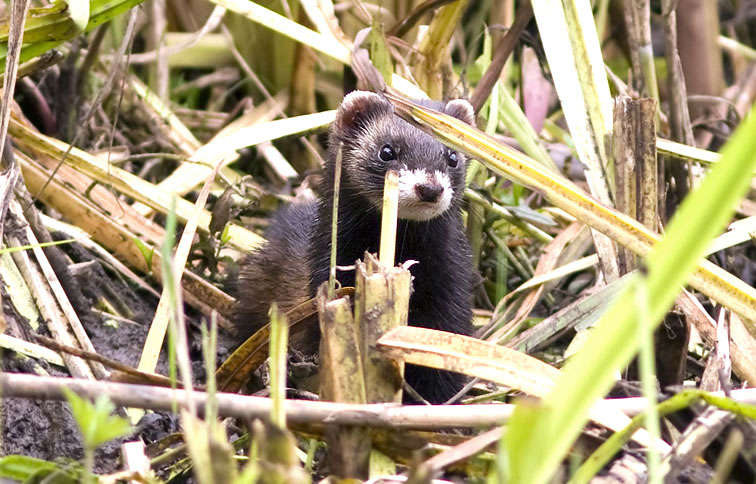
505;107;756;484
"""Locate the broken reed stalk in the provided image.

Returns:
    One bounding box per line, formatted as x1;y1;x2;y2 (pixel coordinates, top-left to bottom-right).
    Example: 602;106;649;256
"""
317;286;367;404
613;96;658;274
636;102;658;234
353;253;412;476
314;167;410;476
614;97;688;389
379;170;399;266
317;284;370;478
314;169;410;476
614;97;637;274
623;0;661;120
355;253;411;404
328;143;343;299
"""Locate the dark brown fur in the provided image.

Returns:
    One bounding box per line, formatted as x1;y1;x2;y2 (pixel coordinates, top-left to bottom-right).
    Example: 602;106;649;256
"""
234;202;315;350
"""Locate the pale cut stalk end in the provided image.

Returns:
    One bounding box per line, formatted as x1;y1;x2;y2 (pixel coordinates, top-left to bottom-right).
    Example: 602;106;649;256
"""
379;170;399;267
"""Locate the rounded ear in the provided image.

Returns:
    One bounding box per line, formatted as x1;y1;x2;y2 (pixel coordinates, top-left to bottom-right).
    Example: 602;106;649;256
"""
444;99;476;126
335;91;392;134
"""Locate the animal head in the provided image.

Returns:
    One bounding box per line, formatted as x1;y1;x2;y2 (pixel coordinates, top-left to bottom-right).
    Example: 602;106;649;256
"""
329;91;475;221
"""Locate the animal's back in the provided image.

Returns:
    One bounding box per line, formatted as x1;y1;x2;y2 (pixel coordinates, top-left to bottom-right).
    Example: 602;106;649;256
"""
234;201;316;338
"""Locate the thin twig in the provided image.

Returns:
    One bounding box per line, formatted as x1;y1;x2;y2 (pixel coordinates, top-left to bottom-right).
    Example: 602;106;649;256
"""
470;0;533;113
388;0;456;38
0;0;32;159
0;373;516;428
33;335;178;387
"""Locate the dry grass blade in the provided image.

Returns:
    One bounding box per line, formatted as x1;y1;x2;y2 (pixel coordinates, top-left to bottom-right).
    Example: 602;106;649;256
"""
215;287;354;393
127;5;226;64
503;254;598;301
33;334;178;388
706;215;756;253
0;333;64;367
209;0;427;98
377;325;668;452
676;291;756;384
412;0;469;98
40;215;160;298
422;427;502;475
142;92;290;211
490;222;586;343
5;201;94;380
136;161;223;396
379;326;559;396
0;139;19;244
128;74;202;155
8;117;264;252
209;0;351;63
507;273;631;354
656;137;721;165
532;0;613;189
16;149;233;324
531;0;619;285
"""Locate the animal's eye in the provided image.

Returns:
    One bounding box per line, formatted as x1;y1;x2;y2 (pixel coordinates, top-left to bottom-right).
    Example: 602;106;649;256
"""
379;145;396;161
447;151;459;168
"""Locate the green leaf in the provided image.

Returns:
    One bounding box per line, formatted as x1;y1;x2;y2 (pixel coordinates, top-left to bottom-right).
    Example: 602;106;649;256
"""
220;223;231;245
63;388;133;450
133;237;154;270
65;0;90;32
0;237;81;255
368;21;393;85
0;455;77;483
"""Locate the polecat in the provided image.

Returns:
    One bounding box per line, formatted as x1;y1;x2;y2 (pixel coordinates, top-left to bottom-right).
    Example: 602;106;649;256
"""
235;91;476;404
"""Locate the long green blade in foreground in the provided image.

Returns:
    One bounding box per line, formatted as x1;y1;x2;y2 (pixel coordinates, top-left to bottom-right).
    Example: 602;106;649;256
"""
505;108;756;483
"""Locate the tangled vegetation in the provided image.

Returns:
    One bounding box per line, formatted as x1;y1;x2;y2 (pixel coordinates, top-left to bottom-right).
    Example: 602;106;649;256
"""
1;0;756;482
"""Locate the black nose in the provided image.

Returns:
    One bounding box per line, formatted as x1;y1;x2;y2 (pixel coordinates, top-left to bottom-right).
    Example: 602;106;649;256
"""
415;183;443;203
